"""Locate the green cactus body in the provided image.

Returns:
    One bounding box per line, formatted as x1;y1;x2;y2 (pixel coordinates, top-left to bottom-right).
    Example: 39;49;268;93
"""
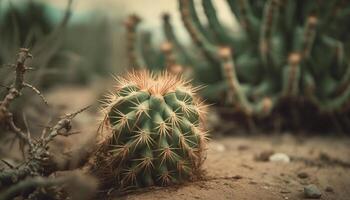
92;71;207;189
124;0;350;131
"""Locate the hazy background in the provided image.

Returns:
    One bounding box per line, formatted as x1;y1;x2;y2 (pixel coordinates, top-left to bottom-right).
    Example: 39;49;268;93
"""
40;0;240;76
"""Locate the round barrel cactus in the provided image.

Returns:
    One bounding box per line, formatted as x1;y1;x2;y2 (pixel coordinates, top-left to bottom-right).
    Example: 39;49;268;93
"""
91;70;208;190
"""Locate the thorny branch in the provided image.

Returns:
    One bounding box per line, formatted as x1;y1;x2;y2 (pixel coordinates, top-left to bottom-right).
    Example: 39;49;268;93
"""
0;48;90;199
0;48;33;143
0;105;90;186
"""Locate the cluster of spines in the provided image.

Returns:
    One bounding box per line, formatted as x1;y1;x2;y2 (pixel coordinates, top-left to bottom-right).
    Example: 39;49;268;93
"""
93;71;208;189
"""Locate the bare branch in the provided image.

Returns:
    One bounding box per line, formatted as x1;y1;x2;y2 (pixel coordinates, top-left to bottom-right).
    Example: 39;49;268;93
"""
0;106;90;186
0;84;11;90
0;48;33;145
6;113;30;144
23;82;48;105
0;159;15;169
22;113;34;147
44;105;90;143
0;176;67;200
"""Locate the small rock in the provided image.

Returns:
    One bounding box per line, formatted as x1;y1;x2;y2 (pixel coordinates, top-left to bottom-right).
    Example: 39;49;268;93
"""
304;184;322;199
255;150;274;161
241;164;254;170
249;181;258;185
232;175;243;180
297;172;309;179
238;144;249;151
325;186;334;193
280;190;290;194
214;144;226;152
269;153;290;163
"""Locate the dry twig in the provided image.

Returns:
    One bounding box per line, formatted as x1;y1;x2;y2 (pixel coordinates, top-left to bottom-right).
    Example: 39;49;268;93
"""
0;48;90;199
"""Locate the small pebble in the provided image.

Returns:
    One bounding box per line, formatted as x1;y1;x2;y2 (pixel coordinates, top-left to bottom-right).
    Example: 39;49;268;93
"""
325;186;334;193
214;144;226;152
280;190;290;194
238;144;249;151
284;180;290;184
249;181;258;185
297;172;309;179
304;184;322;199
232;175;243;180
269;153;290;163
263;186;269;190
255;150;274;161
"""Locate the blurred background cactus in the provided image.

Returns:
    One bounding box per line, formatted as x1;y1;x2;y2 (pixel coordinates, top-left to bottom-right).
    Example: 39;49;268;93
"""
0;0;120;134
0;0;73;136
125;0;350;132
0;0;71;88
90;71;208;190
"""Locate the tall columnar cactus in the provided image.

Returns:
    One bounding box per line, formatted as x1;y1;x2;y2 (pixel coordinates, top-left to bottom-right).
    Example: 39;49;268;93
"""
90;71;208;189
125;0;350;131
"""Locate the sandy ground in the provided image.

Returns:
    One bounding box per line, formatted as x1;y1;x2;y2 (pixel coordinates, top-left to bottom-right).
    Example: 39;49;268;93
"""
110;134;350;200
3;87;348;200
44;87;350;200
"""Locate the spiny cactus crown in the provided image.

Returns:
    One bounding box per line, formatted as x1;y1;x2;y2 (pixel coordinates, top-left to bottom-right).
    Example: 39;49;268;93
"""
96;71;208;189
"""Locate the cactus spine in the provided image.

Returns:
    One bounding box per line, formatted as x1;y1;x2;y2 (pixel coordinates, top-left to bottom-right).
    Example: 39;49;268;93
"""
91;71;208;189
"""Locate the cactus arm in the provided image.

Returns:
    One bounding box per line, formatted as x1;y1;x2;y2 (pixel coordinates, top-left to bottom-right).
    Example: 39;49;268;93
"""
259;0;280;68
138;32;158;69
162;14;195;66
187;0;215;43
311;85;350;113
218;47;272;115
218;47;251;113
249;80;275;100
161;42;176;69
219;47;276;116
319;0;340;27
283;0;296;32
226;0;241;19
134;32;148;68
321;35;345;71
300;16;318;60
320;36;350;97
226;0;259;39
160;42;184;74
302;70;316;98
304;69;350;113
178;0;219;65
201;0;239;46
282;53;301;97
197;81;227;101
124;15;145;69
332;63;350;97
235;53;260;83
